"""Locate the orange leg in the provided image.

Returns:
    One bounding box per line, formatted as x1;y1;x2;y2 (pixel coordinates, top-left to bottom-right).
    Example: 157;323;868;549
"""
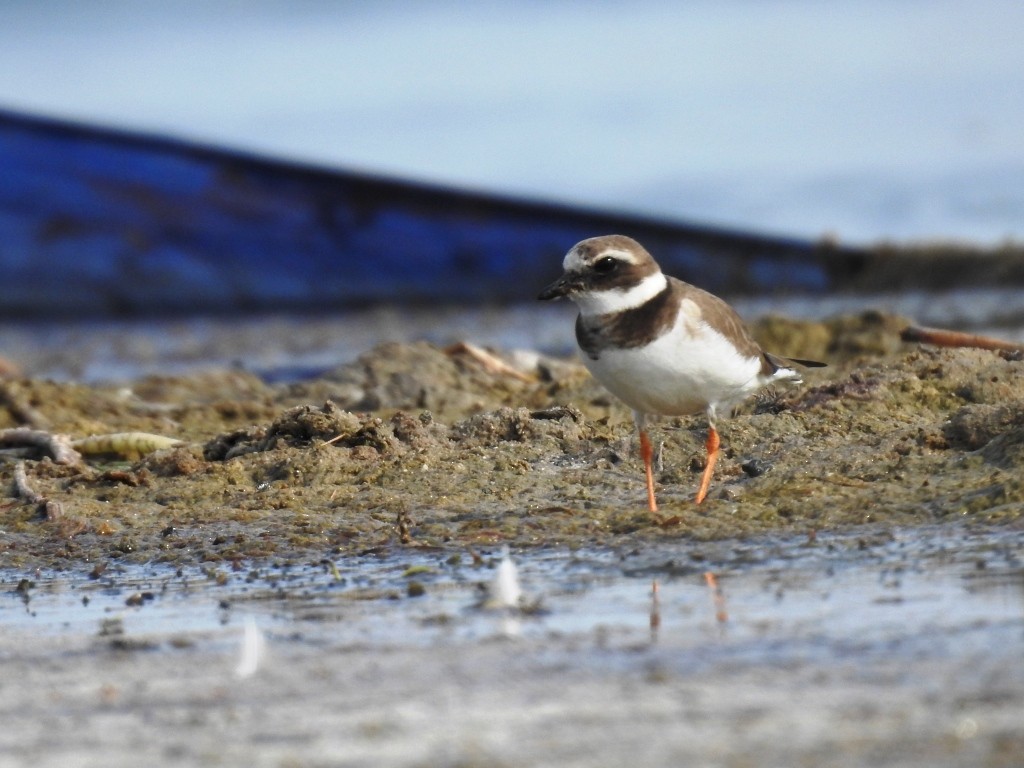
639;429;658;513
695;425;720;504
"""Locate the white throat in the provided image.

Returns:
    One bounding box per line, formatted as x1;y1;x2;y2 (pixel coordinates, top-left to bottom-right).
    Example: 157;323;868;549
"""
573;272;668;316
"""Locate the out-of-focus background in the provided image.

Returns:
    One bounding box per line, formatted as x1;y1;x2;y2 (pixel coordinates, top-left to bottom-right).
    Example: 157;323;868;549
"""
3;0;1022;244
2;0;1024;380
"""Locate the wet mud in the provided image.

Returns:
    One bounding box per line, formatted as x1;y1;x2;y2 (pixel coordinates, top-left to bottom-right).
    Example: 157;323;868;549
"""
2;310;1023;570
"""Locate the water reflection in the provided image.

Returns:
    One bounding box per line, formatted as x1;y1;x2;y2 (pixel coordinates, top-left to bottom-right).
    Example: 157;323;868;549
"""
3;525;1021;669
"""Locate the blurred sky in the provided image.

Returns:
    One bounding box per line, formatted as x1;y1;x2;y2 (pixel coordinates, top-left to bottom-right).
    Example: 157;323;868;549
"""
1;0;1023;244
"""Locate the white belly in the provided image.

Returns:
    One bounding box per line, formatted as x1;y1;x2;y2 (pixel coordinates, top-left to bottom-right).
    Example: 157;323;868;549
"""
582;319;764;416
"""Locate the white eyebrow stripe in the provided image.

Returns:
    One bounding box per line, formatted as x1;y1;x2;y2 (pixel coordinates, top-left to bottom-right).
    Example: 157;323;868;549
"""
594;248;640;265
563;246;640;271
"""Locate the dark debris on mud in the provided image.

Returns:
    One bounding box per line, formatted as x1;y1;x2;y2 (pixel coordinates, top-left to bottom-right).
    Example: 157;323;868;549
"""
2;311;1023;568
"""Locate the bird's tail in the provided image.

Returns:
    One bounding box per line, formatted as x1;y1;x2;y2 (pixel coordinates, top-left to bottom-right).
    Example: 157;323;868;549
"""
764;352;826;384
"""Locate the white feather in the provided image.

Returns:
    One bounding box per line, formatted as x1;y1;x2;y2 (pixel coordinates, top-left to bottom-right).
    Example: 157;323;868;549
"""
234;616;264;678
573;272;668;316
488;547;522;609
583;314;766;419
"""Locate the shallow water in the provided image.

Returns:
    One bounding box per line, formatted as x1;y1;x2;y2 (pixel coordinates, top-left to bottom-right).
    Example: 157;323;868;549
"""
2;525;1021;766
6;525;1022;647
4;288;1024;383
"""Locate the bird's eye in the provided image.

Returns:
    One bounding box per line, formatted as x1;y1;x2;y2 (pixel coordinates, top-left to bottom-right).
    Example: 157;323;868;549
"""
593;257;618;274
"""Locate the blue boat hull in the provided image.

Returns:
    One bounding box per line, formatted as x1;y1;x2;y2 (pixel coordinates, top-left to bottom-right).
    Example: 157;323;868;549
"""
0;110;866;316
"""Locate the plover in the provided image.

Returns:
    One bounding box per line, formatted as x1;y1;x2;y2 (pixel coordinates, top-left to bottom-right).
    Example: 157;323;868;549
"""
538;234;824;512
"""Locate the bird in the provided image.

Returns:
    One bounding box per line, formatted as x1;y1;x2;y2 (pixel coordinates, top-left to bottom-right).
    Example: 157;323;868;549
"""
538;234;824;512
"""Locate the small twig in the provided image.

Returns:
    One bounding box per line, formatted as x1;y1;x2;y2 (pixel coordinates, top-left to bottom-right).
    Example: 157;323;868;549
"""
13;461;63;520
445;341;537;383
901;325;1024;353
13;461;44;504
0;428;83;466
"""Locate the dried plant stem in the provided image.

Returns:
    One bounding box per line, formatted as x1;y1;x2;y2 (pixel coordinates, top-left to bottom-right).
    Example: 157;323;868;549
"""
13;461;44;504
901;325;1024;353
445;341;536;382
0;428;83;466
12;461;62;520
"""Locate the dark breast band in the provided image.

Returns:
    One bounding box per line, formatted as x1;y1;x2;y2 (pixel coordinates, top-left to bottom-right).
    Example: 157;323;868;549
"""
575;282;679;360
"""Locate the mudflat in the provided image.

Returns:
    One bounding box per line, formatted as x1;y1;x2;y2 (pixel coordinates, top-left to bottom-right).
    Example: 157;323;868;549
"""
2;311;1022;566
2;310;1023;766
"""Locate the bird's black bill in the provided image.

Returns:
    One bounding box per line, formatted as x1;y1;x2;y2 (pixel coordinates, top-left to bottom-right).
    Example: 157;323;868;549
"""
538;276;571;300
